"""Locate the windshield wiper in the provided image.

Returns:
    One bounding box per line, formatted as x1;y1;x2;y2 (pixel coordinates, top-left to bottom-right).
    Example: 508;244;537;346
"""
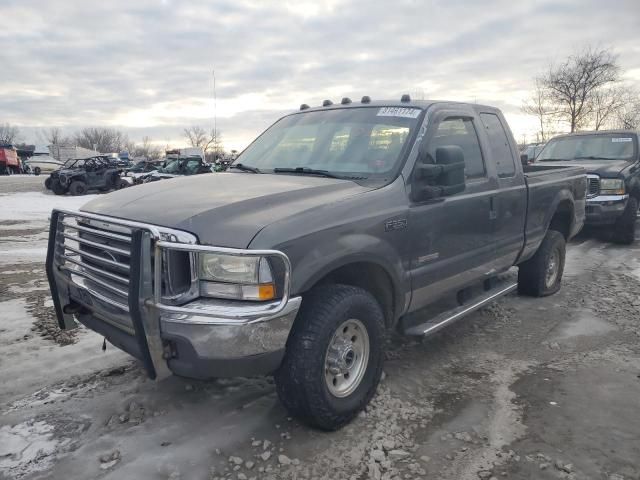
572;156;619;160
229;163;261;173
273;167;363;180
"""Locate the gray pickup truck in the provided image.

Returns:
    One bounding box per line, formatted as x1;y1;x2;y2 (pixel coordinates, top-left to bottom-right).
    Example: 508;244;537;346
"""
46;97;586;430
535;130;640;244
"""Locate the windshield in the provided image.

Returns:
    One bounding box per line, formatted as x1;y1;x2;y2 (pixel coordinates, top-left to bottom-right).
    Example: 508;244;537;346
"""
234;106;422;179
159;159;181;173
538;134;636;161
64;158;86;168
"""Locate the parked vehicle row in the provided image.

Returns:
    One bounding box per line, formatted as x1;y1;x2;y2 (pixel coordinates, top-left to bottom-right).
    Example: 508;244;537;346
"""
47;97;587;431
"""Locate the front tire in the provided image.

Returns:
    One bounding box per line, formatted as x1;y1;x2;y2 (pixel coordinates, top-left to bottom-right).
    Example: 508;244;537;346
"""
518;229;566;297
44;177;52;189
51;179;66;195
275;284;385;431
612;196;637;245
34;166;41;175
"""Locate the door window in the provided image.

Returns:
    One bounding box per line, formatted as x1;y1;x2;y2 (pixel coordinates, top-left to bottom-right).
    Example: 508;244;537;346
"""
430;117;485;179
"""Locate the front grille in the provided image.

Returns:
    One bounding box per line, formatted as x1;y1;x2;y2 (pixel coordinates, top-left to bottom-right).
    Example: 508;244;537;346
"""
57;216;133;312
53;212;199;333
587;175;600;198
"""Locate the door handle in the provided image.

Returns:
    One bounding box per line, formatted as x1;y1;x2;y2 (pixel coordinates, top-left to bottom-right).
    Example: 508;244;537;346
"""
489;196;497;220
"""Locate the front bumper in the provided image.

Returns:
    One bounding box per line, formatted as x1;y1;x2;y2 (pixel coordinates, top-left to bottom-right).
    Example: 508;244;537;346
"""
585;194;628;225
46;209;300;380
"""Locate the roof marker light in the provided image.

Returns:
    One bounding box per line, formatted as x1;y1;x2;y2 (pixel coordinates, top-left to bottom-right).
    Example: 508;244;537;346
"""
300;104;310;110
341;97;352;104
401;94;411;102
361;96;371;103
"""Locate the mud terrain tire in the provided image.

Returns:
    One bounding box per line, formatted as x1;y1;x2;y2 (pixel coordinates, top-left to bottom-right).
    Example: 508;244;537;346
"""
51;180;67;195
275;284;385;431
518;229;566;297
69;181;87;196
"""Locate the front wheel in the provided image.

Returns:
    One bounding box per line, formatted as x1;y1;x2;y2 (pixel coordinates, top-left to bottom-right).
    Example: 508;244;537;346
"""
51;179;66;195
44;177;52;189
518;229;566;297
34;166;41;176
275;284;385;431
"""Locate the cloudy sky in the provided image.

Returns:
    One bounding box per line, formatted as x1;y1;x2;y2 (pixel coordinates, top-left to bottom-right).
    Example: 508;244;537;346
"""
1;0;639;151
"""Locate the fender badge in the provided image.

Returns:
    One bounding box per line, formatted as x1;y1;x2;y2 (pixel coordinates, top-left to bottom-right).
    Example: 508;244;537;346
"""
384;218;408;232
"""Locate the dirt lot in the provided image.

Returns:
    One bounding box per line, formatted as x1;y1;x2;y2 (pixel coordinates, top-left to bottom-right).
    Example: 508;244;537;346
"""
1;175;639;480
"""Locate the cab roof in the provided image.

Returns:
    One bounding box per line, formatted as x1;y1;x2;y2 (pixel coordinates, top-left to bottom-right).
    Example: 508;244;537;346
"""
294;98;500;114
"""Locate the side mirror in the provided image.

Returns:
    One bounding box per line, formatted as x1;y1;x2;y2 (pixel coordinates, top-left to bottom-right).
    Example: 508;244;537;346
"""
520;153;529;167
414;146;466;201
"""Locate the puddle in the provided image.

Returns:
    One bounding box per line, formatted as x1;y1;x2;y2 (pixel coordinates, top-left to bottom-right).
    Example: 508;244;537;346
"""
554;311;615;339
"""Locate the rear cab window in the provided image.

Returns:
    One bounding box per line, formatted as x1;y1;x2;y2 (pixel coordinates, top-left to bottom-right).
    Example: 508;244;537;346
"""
480;113;516;177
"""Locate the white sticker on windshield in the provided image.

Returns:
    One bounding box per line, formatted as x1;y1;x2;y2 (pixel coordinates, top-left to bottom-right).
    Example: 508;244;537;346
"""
612;137;632;142
377;107;421;119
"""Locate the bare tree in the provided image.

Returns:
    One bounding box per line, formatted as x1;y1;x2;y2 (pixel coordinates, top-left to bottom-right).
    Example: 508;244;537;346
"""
521;78;556;141
183;126;223;155
0;123;21;144
591;86;626;130
130;136;162;159
615;90;640;129
543;47;619;132
73;127;129;153
38;127;71;145
183;126;209;148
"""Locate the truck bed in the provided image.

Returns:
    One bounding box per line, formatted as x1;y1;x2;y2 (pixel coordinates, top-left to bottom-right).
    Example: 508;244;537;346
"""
520;163;586;263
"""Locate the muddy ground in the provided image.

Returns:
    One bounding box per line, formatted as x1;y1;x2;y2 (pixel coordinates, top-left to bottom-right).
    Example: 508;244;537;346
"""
1;176;639;480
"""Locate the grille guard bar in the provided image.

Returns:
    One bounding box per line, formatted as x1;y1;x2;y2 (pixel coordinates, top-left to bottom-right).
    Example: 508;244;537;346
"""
46;208;294;380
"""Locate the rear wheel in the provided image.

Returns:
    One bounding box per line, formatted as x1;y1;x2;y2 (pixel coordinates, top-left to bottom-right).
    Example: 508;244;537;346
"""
275;284;385;431
44;177;52;189
612;197;637;245
69;181;87;196
518;229;566;297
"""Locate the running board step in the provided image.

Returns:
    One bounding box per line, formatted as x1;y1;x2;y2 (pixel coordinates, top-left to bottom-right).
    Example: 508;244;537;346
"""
402;280;518;336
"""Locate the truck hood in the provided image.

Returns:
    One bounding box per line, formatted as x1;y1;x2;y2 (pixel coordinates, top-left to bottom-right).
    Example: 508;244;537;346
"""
81;172;373;248
537;160;633;177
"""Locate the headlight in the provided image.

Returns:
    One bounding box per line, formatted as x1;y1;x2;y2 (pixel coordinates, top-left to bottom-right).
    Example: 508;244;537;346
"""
600;179;625;195
199;253;275;301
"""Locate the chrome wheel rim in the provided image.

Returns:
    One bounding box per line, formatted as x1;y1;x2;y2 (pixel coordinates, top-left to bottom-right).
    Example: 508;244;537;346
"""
324;319;370;398
545;248;560;288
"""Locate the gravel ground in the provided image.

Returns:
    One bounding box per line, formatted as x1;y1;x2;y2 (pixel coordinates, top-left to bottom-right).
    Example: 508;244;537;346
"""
1;176;639;480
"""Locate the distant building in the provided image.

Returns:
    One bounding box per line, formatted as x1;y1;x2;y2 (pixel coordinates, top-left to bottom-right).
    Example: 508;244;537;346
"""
48;144;98;161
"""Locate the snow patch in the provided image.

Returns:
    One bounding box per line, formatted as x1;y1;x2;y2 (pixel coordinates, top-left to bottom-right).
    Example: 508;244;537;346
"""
0;420;59;479
0;191;97;222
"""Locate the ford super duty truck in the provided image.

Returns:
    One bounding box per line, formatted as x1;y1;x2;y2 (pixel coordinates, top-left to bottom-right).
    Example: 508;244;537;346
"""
534;130;640;244
46;97;586;430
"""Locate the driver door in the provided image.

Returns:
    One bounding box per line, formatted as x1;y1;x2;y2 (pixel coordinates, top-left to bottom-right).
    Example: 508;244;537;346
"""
408;110;497;311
